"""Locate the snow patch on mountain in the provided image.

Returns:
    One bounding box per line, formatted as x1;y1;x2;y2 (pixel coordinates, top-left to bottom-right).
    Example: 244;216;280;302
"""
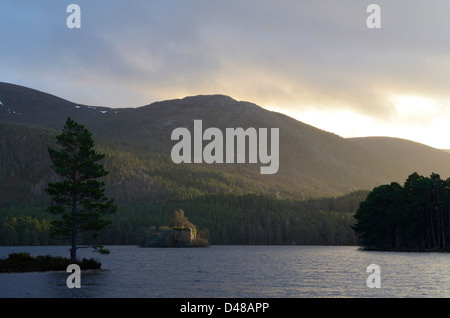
7;108;22;115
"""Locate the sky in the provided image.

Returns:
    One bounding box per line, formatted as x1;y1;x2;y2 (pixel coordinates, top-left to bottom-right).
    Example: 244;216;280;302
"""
2;1;450;148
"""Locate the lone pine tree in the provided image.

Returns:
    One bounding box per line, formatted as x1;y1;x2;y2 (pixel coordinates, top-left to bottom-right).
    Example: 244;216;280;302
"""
46;117;116;261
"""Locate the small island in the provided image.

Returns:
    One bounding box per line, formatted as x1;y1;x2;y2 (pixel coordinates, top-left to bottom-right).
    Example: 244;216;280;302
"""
0;252;101;273
140;209;210;247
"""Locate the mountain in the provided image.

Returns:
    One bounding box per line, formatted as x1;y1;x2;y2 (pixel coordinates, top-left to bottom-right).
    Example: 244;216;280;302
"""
3;82;450;245
1;81;447;205
0;82;131;130
348;137;450;179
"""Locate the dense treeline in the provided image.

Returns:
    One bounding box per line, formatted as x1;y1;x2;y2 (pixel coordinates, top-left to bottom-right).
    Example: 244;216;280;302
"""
0;206;53;245
100;193;361;245
0;122;367;246
0;191;367;246
353;172;450;251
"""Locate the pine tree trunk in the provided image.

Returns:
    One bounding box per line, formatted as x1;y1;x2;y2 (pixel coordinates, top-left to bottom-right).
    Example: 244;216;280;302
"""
439;209;446;250
71;192;77;262
429;209;437;249
448;206;450;251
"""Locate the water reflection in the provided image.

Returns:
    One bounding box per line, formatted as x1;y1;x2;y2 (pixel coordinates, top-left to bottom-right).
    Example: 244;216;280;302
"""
1;245;450;298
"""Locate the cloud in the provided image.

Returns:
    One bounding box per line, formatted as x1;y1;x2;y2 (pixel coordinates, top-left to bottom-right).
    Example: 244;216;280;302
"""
2;0;450;126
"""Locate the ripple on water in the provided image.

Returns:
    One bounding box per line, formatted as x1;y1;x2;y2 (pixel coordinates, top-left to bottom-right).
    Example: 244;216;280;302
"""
1;245;450;297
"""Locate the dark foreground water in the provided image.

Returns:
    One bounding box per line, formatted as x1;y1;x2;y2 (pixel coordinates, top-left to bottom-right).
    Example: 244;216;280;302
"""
1;245;450;298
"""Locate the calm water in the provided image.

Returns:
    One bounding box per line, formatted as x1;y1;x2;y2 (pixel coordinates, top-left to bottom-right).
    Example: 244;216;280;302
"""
1;245;450;298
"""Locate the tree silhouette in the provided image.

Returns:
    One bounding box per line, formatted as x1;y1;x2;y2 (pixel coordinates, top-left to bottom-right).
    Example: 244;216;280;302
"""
46;117;116;261
353;172;450;251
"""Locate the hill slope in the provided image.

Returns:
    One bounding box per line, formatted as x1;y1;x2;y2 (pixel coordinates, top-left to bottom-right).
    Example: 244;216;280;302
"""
0;82;444;202
348;137;450;179
0;82;131;130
